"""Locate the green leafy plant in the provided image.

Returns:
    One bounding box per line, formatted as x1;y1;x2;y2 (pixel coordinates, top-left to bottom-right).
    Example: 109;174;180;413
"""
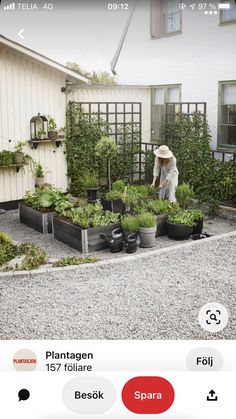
16;243;47;270
33;161;44;178
189;209;204;221
106;189;123;202
168;210;196;227
14;141;27;152
147;199;176;215
59;203;120;228
138;212;156;228
95;136;120;191
121;216;139;233
53;256;97;267
47;115;57;131
0;150;16;166
81;172;99;188
160;111;236;204
0;232;15;266
37;128;46;139
23;187;72;211
0;233;47;271
66;103;108;195
112;179;125;191
175;183;194;208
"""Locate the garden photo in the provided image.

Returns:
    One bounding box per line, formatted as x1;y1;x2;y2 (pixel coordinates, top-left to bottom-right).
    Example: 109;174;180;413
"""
0;0;235;340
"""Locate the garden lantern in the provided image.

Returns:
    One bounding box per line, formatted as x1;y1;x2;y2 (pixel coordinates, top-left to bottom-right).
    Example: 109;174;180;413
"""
30;113;48;140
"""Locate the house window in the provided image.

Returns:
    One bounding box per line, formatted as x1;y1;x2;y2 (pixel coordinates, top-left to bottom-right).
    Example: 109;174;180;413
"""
150;0;181;38
219;82;236;148
151;85;181;141
220;2;236;24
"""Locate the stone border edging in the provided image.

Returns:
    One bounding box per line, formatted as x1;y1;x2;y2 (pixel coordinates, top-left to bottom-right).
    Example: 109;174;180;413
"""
0;229;235;279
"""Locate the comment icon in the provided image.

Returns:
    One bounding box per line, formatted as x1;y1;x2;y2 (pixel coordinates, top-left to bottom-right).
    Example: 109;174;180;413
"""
18;389;30;401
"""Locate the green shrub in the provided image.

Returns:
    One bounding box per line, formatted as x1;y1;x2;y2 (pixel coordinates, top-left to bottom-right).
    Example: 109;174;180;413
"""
175;183;194;208
121;216;139;233
138;212;156;228
112;179;125;191
161;111;236;203
106;189;123;201
0;232;13;245
0;242;15;266
0;150;16;166
16;244;47;270
53;256;97;267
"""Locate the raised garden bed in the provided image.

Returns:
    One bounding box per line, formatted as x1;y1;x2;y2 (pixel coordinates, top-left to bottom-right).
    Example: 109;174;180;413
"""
19;203;56;234
53;216;121;254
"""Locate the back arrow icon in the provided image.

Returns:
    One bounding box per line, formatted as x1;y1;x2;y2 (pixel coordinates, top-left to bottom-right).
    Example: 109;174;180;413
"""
18;29;24;40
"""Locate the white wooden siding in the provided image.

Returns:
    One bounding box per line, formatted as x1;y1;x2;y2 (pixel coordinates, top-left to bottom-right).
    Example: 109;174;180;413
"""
0;45;68;203
68;86;151;144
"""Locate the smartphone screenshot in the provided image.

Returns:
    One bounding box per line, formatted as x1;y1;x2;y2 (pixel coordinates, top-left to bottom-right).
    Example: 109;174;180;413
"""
0;0;236;417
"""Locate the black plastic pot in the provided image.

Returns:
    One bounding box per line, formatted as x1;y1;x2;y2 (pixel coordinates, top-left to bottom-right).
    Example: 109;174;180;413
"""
123;233;138;253
167;221;193;240
86;187;99;204
192;218;204;235
101;198;125;214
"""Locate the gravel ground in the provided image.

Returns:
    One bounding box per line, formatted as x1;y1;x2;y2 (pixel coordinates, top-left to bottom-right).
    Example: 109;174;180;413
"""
0;209;235;340
0;209;236;260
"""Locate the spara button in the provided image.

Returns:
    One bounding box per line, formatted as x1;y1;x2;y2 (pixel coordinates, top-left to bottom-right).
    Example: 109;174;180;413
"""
122;376;175;414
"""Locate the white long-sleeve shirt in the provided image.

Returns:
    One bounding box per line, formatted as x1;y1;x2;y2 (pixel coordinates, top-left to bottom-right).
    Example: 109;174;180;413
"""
153;156;179;185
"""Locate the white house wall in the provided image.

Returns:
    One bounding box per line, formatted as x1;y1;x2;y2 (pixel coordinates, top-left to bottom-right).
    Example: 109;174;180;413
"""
68;86;151;143
0;45;67;203
118;6;236;148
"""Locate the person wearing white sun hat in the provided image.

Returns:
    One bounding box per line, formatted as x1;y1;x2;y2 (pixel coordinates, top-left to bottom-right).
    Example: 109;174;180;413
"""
150;145;179;202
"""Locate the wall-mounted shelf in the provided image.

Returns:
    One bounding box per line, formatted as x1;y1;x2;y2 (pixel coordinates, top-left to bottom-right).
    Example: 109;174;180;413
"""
0;163;28;173
29;139;64;150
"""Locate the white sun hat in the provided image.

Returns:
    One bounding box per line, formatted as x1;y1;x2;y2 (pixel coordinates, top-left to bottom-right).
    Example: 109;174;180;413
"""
154;145;173;158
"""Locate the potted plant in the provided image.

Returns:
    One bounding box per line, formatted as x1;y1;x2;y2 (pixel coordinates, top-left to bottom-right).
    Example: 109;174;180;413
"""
95;136;119;191
121;215;139;240
33;161;44;187
189;209;204;234
146;200;179;237
14;141;27;164
167;210;195;240
37;128;47;140
138;212;157;248
102;179;125;213
47;115;58;140
175;183;194;208
82;172;100;204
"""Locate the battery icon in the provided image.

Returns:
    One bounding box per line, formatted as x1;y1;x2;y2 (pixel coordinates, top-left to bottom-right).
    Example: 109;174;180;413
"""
219;3;231;8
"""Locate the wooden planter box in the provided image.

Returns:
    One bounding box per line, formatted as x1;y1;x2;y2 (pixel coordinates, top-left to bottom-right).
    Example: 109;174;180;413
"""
19;203;56;234
156;214;168;237
53;216;121;254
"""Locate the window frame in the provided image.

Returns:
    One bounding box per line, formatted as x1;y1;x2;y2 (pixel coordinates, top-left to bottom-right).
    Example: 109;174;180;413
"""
150;0;182;39
150;84;182;143
219;1;236;25
218;81;236;151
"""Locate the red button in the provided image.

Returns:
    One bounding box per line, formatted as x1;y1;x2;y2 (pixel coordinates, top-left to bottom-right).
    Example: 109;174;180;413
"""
122;376;175;414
